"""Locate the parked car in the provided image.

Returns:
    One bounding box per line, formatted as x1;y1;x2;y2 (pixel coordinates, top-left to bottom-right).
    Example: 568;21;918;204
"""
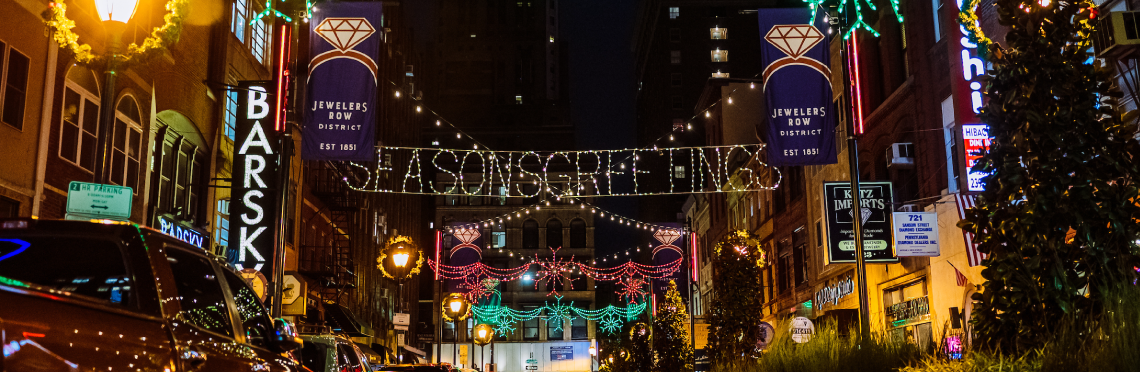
299;333;372;372
0;218;304;371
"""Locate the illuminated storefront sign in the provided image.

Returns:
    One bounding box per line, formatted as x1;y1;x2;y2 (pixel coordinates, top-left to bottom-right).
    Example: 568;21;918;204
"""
885;295;931;327
815;275;854;308
229;81;279;274
962;124;991;192
954;0;994;192
158;215;208;249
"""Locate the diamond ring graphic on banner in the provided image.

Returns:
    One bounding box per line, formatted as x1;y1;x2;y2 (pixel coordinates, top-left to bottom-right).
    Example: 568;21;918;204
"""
651;229;683;256
762;24;831;87
310;17;378;81
449;228;482;259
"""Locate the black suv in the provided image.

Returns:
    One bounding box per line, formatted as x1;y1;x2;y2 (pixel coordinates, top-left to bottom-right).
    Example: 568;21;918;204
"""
0;219;303;371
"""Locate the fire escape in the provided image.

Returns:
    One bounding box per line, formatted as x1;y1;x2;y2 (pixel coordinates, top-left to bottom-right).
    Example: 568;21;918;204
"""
302;161;363;303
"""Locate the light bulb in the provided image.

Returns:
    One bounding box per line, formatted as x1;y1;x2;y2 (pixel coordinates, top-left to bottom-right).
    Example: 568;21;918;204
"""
416;106;422;112
727;97;733;104
436;120;441;126
450;301;462;313
750;82;755;89
393;251;410;267
395;91;401;98
705;111;710;118
456;133;461;139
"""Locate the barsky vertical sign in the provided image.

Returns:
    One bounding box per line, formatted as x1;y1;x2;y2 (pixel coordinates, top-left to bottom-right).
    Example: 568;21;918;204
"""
304;2;381;161
823;181;897;263
230;81;279;274
758;8;838;166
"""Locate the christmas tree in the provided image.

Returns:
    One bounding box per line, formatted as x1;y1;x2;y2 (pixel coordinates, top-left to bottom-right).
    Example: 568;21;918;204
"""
707;230;765;365
652;280;694;371
959;0;1140;353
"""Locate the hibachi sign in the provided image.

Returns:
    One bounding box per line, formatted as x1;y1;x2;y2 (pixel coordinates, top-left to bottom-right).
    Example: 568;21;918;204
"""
229;81;279;274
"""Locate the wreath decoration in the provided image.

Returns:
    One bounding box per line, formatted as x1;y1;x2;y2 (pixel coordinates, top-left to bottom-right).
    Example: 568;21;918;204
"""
377;235;424;280
713;229;767;268
441;293;472;322
43;0;190;65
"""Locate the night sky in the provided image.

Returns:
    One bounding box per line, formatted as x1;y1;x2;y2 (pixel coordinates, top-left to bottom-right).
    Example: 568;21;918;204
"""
561;0;641;262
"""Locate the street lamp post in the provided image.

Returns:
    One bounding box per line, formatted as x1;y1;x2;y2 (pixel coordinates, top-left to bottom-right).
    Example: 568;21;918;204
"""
474;323;493;372
91;0;140;184
443;293;470;368
392;244;409;362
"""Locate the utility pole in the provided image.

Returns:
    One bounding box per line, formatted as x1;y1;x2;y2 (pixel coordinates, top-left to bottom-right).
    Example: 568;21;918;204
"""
830;6;872;338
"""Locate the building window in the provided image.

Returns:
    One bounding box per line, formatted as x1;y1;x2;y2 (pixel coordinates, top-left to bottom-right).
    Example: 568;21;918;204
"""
571;317;588;340
669;28;681;42
670;50;681;64
251;18;268;63
711;49;728;62
496;184;507;205
516;95;523;104
793;243;806;285
153;125;207;224
546;219;563;249
942;96;960;192
711;71;730;78
710;27;727;40
788;167;804;201
2;43;30;130
467;185;483;205
547;317;565;340
59;66;100;172
224;89;238;140
670;73;682;87
0;195;18;218
523;305;540;340
215;199;230;249
569;219;586;248
668;7;679;19
932;0;945;42
231;0;248;42
671;95;682;110
523;219;539;248
491;223;506;248
443;320;456;341
111;97;143;192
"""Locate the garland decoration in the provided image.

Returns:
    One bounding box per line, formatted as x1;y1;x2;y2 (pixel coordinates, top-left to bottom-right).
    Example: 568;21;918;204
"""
43;0;190;65
377;235;424;279
473;298;646;336
426;256;682;284
958;0;996;61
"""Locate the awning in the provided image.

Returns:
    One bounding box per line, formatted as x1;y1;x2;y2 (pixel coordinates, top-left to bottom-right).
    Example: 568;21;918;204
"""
354;342;387;364
324;304;372;337
401;345;427;358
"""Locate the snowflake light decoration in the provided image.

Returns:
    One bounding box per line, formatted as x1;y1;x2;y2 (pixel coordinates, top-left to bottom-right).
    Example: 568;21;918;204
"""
535;247;578;296
802;0;903;40
617;277;649;304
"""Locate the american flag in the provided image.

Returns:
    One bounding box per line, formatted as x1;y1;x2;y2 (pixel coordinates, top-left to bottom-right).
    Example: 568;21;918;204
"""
952;264;968;287
955;193;986;267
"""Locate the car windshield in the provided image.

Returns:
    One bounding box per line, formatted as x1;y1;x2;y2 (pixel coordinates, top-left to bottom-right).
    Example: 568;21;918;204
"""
0;235;134;308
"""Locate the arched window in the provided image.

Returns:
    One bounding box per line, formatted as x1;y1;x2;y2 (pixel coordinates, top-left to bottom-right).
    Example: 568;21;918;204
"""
523;219;539;249
569;219;586;248
546;219;563;249
111;97;143;191
59;66;100;171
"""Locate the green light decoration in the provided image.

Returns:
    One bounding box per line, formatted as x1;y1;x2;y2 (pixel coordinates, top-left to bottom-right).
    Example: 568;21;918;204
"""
251;0;293;25
802;0;903;39
473;298;647;336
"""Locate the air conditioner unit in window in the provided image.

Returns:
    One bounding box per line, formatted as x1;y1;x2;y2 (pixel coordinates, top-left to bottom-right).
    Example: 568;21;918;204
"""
1094;11;1140;58
898;204;920;212
886;143;915;168
406;65;414;77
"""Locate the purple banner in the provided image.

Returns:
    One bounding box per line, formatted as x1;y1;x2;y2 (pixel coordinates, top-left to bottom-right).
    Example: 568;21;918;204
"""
759;8;838;166
651;223;688;304
446;224;484;294
304;2;380;161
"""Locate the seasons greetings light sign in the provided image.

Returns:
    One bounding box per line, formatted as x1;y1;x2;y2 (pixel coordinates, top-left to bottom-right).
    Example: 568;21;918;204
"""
347;145;776;197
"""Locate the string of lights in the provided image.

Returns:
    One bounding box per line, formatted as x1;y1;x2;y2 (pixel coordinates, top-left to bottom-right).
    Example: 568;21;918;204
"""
443;198;684;234
426;256;682;284
473;299;647;336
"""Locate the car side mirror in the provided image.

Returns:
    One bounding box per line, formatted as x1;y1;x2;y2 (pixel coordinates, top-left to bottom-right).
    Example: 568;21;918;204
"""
270;318;302;352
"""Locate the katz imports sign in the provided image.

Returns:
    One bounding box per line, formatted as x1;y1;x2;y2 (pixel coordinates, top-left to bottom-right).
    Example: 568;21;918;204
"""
304;2;382;161
893;212;940;257
758;8;838;166
230;81;279;274
823;182;897;263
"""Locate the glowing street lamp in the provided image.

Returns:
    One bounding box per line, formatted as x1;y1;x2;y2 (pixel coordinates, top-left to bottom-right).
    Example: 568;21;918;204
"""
91;0;141;184
442;293;470;321
392;245;410;268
